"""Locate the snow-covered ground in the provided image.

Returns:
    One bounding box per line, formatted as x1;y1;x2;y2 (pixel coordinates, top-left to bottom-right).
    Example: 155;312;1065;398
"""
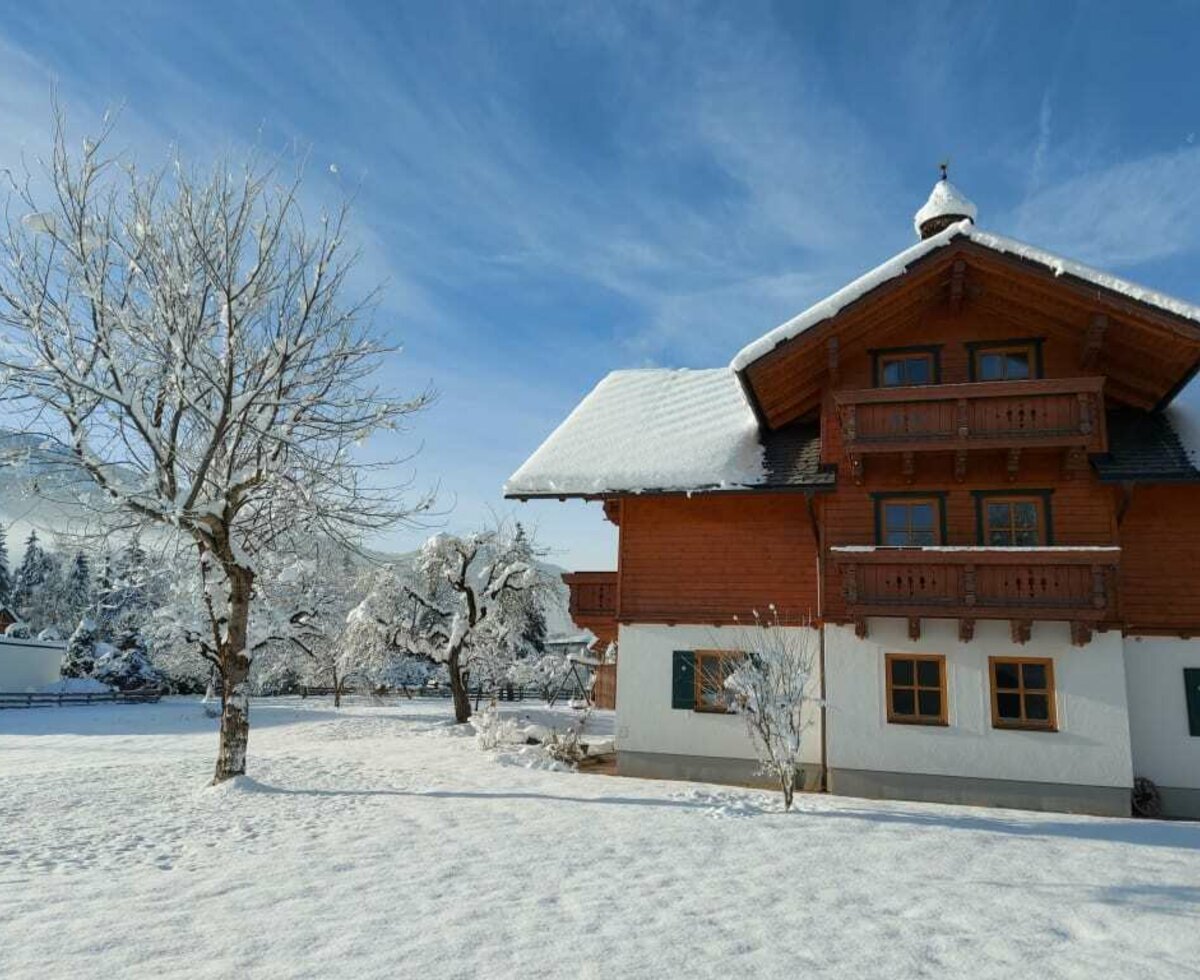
2;699;1199;979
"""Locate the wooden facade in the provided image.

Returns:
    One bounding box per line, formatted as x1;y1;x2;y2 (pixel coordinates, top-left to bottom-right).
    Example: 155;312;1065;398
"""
559;237;1200;645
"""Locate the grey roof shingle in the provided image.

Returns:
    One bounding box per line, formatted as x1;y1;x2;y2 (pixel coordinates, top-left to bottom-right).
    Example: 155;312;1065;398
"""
1094;410;1200;483
760;422;836;489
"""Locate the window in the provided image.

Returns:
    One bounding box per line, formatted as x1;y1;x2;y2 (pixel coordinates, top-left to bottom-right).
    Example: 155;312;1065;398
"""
977;493;1050;546
990;658;1057;731
694;650;743;713
970;340;1042;382
1185;668;1200;737
875;349;938;387
875;495;944;546
886;654;947;725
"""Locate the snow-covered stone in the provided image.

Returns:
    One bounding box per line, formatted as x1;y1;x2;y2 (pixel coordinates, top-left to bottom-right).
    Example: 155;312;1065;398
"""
504;368;764;496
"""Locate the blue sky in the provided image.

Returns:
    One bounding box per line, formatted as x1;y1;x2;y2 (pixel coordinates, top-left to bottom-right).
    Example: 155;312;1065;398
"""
2;1;1200;569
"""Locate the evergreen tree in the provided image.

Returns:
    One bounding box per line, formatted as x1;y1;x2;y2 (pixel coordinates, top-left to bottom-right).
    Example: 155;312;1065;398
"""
0;521;12;609
64;552;92;623
63;617;99;678
12;530;49;620
93;626;162;691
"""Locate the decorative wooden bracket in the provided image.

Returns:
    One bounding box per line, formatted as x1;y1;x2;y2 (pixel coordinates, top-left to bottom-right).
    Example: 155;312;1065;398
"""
849;453;864;485
854;616;868;640
954;448;968;483
1091;565;1108;611
1082;313;1108;371
907;617;921;641
1011;619;1032;645
1070;621;1093;647
1006;447;1021;482
902;451;916;485
1062;446;1088;480
958;618;975;643
948;259;967;313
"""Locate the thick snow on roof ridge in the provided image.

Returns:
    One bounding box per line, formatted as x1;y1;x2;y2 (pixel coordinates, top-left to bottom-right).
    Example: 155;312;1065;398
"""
913;180;978;236
504;367;765;496
731;223;1200;373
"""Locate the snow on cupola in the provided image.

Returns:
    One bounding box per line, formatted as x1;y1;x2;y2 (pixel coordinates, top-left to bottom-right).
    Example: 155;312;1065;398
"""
913;163;978;239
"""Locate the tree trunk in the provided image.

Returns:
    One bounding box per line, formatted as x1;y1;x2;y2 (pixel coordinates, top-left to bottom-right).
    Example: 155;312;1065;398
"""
333;666;342;708
448;647;471;723
213;565;254;784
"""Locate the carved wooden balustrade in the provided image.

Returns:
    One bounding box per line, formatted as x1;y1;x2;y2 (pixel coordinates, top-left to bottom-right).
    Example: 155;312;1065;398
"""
833;377;1107;481
830;546;1120;644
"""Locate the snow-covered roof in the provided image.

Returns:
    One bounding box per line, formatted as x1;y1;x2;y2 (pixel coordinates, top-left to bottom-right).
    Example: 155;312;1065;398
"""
914;179;977;237
731;222;1200;372
1164;373;1200;469
505;369;765;496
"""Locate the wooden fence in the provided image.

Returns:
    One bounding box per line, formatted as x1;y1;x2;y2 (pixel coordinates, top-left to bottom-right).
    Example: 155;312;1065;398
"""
0;690;163;709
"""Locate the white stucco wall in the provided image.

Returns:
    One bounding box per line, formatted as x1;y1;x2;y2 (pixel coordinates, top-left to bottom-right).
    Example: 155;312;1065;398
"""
0;637;64;690
825;619;1133;789
615;623;823;765
1124;636;1200;791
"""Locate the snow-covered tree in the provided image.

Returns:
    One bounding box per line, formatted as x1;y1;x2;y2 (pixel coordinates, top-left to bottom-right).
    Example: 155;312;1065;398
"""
63;552;92;625
346;526;554;723
63;616;99;678
0;521;12;609
92;627;162;691
12;529;49;620
0;112;432;781
723;608;822;811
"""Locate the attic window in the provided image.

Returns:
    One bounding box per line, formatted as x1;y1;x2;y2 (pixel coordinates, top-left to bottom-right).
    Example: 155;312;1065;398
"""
969;339;1043;382
873;346;941;388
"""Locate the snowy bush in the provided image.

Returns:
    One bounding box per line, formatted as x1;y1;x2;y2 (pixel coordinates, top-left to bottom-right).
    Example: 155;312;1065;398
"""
723;608;822;811
541;709;592;767
471;704;524;751
92;629;163;692
37;627;62;642
5;622;31;639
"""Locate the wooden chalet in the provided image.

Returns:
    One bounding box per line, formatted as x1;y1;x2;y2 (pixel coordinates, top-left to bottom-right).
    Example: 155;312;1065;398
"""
507;176;1200;818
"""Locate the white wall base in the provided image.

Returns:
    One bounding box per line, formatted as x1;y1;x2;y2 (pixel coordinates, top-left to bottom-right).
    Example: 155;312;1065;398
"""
825;619;1133;790
614;623;823;766
1124;636;1200;816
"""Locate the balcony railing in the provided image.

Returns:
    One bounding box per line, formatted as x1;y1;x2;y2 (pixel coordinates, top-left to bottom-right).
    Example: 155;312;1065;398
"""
833;377;1107;456
562;571;618;645
830;546;1120;627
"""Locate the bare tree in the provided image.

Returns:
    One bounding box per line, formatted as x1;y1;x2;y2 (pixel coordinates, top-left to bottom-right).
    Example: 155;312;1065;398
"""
723;608;822;811
0;110;432;781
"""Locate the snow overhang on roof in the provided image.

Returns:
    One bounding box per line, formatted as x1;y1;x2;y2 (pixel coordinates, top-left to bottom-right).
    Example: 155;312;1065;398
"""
730;222;1200;374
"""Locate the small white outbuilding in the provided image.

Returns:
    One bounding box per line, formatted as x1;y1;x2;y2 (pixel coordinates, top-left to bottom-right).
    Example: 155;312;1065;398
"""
0;635;65;691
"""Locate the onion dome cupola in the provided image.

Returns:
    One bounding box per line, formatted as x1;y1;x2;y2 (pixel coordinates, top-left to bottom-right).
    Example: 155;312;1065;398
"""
913;164;978;239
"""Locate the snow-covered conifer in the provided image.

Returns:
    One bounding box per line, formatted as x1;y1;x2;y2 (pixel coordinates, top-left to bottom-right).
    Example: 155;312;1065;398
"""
63;617;99;678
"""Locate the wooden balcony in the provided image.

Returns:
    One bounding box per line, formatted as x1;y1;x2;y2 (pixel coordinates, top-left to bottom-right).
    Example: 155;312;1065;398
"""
562;571;618;647
833;377;1107;481
830;546;1120;645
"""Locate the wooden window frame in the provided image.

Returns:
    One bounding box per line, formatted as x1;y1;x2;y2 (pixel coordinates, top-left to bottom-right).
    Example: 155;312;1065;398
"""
885;653;948;726
871;344;942;388
967;338;1045;382
972;490;1054;547
693;649;743;713
989;656;1058;731
872;492;948;547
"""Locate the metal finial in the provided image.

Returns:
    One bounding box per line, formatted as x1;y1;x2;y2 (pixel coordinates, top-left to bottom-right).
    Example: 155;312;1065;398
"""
938;160;949;181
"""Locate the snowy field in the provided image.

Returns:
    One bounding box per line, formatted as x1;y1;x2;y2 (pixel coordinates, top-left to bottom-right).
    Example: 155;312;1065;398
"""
2;699;1199;979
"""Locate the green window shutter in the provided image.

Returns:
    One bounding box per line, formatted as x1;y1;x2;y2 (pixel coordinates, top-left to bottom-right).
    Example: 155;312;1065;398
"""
671;651;695;710
1185;668;1200;737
